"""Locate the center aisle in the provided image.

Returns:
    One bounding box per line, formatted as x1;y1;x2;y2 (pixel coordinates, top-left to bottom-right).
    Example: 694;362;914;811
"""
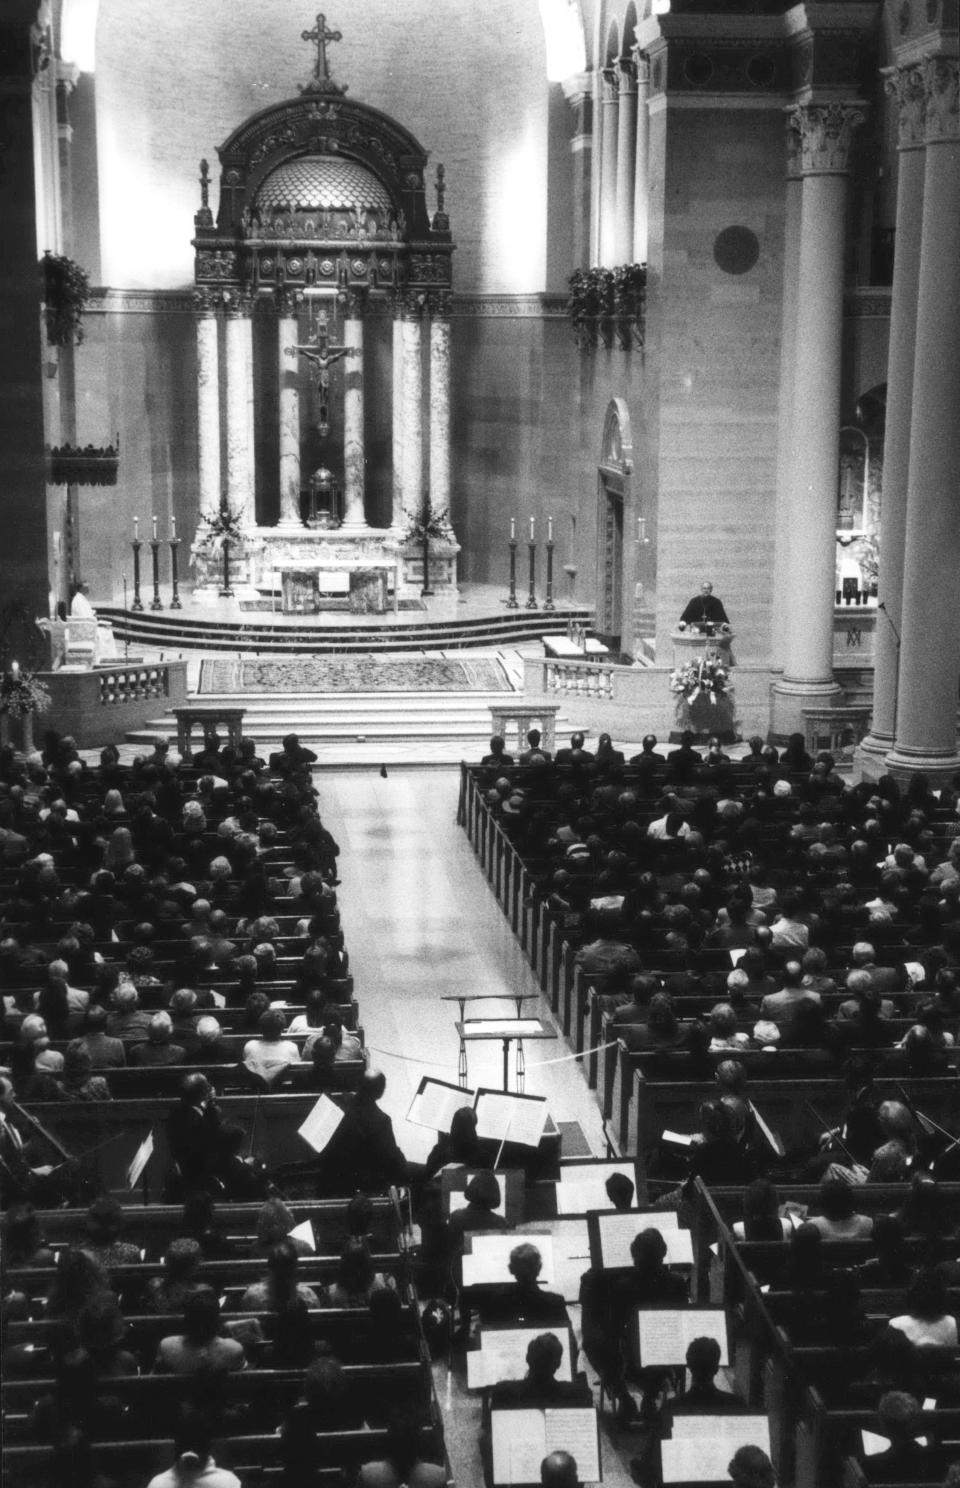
318;767;607;1165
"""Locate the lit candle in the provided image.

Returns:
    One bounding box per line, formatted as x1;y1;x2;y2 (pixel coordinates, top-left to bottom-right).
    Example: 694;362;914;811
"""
171;515;177;540
529;516;535;541
10;660;20;680
548;516;553;543
133;516;139;541
152;515;158;540
510;518;516;542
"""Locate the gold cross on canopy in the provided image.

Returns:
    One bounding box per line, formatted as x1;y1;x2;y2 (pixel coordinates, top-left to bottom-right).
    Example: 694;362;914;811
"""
300;12;344;93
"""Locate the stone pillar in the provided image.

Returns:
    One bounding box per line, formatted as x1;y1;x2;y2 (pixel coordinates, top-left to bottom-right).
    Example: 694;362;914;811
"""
399;294;424;520
614;57;637;265
769;125;803;672
772;102;865;736
598;67;619;267
428;293;452;516
631;51;650;263
342;288;367;529
276;292;300;526
858;63;927;768
224;296;255;527
391;306;404;527
886;56;960;780
194;292;221;518
561;72;593;272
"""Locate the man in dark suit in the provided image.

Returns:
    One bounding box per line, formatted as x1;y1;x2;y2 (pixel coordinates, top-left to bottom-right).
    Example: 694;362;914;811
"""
320;1069;409;1193
666;732;703;785
555;732;595;766
489;1332;592;1410
165;1073;226;1194
679;581;728;627
671;1336;749;1415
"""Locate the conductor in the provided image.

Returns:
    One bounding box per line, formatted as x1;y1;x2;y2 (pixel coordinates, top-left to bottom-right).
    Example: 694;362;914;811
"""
679;581;729;628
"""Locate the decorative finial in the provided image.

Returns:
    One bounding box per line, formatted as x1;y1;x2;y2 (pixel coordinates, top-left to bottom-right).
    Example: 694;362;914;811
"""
299;12;347;96
432;163;450;232
195;159;214;228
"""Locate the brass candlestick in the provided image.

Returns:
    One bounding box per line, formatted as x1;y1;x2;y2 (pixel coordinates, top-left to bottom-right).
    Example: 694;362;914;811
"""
131;540;144;611
169;538;182;609
525;538;537;610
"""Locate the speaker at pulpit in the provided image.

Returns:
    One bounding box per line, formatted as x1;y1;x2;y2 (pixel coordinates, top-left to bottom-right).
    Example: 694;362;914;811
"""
671;627;735;668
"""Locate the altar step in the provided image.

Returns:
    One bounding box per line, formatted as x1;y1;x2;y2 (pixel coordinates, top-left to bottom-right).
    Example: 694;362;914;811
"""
124;693;573;767
98;605;593;656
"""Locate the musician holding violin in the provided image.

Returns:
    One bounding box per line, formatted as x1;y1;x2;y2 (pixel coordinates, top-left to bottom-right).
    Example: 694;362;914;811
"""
0;1074;78;1205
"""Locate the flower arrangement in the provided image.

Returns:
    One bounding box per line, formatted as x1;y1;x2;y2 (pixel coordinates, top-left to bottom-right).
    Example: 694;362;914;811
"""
41;251;91;348
567;263;647;350
189;504;246;568
670;657;729;704
1;670;52;719
402;501;451;544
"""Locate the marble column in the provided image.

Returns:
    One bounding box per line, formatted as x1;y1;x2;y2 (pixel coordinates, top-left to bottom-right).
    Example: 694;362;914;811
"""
399;295;424;521
561;72;593;273
598;67;619;267
342;289;367;528
429;294;452;516
772;102;865;736
276;293;300;526
224;296;255;526
769;125;803;671
194;293;221;518
858;63;927;767
631;50;650;264
614;57;637;265
886;57;960;780
391;307;404;527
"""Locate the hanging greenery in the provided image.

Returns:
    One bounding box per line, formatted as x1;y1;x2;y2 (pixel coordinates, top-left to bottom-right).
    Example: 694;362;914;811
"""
0;670;53;720
40;251;92;348
402;501;451;544
567;263;647;352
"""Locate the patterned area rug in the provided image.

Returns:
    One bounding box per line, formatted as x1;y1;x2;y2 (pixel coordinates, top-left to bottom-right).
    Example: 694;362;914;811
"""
199;656;515;694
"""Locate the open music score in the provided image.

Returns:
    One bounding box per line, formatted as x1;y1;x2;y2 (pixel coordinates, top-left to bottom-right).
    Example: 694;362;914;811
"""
660;1415;769;1483
466;1325;574;1390
490;1407;600;1485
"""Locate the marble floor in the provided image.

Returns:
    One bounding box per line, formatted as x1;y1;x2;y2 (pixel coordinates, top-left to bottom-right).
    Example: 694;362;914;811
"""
317;769;638;1488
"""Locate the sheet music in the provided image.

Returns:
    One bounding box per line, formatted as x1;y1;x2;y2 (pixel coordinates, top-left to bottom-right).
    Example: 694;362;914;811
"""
597;1211;686;1268
475;1091;549;1148
491;1408;600;1485
466;1327;572;1389
556;1162;636;1215
287;1219;315;1252
466;1019;546;1038
407;1077;477;1132
661;1130;694;1147
462;1233;555;1287
638;1310;729;1367
861;1430;928;1457
297;1093;345;1154
126;1130;153;1189
661;1416;769;1483
540;1220;591;1301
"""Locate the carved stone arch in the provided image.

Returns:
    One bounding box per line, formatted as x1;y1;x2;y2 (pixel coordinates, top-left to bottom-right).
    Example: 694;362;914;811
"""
600;396;633;476
605;14;622;65
622;2;640;53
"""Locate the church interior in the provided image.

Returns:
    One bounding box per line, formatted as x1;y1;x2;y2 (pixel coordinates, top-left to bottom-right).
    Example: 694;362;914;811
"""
2;1;960;1486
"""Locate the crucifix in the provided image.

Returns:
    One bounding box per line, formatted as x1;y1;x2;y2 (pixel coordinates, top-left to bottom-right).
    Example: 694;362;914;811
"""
301;12;342;92
286;309;355;438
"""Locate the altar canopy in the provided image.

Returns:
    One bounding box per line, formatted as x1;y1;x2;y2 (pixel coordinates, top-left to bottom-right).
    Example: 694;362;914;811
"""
190;15;458;601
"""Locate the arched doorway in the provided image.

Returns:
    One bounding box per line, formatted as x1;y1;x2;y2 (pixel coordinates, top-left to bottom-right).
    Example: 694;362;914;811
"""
596;397;644;654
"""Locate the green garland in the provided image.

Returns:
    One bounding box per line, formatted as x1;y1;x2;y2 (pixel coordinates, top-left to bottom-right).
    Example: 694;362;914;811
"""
41;251;91;348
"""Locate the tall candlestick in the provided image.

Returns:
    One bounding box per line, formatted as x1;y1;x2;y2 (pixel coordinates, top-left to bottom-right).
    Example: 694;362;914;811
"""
506;533;519;610
169;535;182;610
131;537;143;611
149;536;162;611
526;532;537;610
152;514;158;540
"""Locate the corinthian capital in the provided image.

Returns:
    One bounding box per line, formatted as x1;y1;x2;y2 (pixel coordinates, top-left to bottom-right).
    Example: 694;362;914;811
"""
884;62;928;151
600;68;619;106
922;55;960;145
787;100;867;175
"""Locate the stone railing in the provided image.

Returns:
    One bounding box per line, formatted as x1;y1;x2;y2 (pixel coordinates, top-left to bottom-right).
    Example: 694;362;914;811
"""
540;659;616;699
98;665;173;707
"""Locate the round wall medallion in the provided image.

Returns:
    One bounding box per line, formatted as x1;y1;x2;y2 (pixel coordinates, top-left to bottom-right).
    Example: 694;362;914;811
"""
287;257;304;276
745;53;777;89
684;52;714;87
377;258;392;275
259;257;275;275
350;258;367;276
319;259;335;276
713;225;760;276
